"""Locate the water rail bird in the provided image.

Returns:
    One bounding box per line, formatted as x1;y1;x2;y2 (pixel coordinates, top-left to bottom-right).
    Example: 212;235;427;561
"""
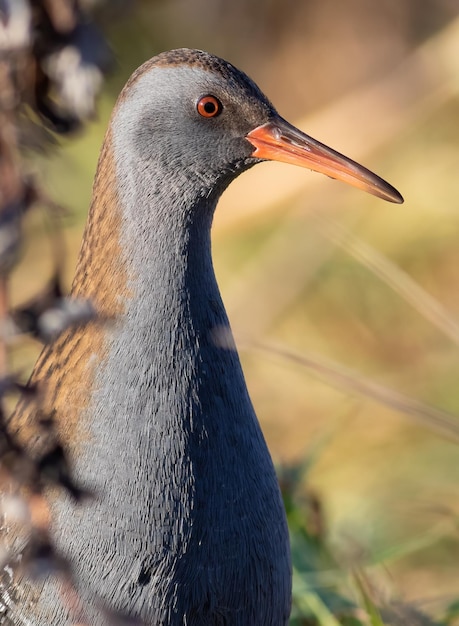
1;48;403;626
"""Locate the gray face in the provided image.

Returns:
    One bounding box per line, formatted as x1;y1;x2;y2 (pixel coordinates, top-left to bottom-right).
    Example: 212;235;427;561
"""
112;61;277;194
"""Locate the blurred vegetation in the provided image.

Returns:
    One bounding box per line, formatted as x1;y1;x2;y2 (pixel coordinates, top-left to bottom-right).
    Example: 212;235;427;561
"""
9;0;459;623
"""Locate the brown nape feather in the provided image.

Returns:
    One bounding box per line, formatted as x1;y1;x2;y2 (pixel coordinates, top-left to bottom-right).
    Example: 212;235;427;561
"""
10;127;130;456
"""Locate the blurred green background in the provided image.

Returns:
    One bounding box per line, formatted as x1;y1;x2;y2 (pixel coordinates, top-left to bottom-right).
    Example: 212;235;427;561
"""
13;0;459;622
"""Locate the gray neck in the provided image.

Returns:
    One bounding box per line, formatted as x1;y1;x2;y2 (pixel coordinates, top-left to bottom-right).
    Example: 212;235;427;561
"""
113;140;238;442
120;149;224;350
44;112;290;626
65;117;239;474
76;121;265;546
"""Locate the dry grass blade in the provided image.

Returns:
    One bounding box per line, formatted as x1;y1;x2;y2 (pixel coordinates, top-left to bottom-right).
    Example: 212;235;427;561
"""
247;340;459;442
313;211;459;347
353;570;386;626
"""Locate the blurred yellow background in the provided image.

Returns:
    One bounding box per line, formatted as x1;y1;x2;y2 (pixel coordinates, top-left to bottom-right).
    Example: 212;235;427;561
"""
12;0;459;613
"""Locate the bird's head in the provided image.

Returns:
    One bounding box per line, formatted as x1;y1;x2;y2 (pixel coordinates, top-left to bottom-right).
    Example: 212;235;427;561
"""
110;48;403;204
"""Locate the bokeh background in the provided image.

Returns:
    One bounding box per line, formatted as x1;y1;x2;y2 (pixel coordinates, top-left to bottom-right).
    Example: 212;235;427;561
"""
11;0;459;621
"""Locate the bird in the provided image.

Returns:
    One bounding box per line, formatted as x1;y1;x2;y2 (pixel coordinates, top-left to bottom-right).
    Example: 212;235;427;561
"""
1;48;403;626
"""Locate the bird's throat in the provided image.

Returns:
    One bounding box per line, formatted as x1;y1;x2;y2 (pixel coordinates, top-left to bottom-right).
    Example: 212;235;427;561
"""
46;124;279;608
65;124;240;486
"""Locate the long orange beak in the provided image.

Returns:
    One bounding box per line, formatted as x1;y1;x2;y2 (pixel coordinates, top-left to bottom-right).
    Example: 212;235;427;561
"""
246;118;403;204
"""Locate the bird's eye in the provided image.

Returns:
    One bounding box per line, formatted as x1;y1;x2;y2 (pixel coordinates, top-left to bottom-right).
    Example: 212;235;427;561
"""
197;95;222;118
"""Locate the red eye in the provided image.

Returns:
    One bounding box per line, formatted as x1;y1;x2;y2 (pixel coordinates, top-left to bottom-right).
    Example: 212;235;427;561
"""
197;95;222;118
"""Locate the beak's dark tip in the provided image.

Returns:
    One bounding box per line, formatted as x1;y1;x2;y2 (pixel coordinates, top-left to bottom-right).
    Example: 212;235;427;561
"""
389;188;404;204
